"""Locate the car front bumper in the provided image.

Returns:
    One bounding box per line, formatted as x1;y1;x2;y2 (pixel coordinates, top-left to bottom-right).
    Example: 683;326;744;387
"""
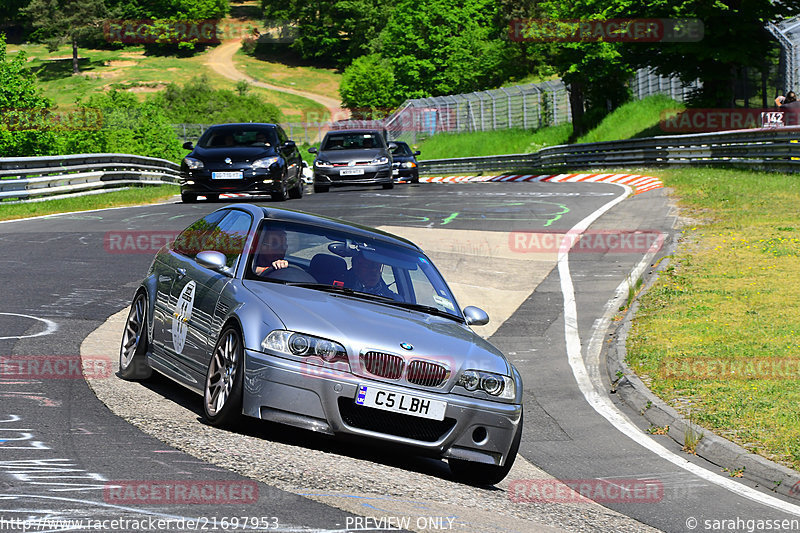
181;167;285;195
242;349;522;466
314;164;393;186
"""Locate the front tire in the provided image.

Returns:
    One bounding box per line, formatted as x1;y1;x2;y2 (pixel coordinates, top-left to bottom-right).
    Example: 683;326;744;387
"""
271;179;288;202
119;292;152;380
314;183;329;193
181;192;197;203
288;178;304;199
382;182;394;190
448;409;523;486
203;326;244;427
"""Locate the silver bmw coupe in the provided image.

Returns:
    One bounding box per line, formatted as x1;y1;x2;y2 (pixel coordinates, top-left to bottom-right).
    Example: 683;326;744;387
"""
120;204;523;485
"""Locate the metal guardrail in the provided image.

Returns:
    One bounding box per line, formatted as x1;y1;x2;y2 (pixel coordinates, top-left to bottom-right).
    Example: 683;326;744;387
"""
418;127;800;175
0;153;181;201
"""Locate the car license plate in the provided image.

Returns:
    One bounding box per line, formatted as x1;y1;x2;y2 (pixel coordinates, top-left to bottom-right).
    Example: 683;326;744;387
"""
340;168;365;176
355;385;446;421
211;171;243;180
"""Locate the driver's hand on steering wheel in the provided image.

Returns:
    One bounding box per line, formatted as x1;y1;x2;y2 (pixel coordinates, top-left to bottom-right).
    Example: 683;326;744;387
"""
271;259;288;270
255;259;289;275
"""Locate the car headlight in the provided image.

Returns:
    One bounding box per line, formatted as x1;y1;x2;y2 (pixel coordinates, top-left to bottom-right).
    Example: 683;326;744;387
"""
262;330;348;365
402;161;417;168
253;157;279;169
457;370;515;400
371;156;389;165
315;160;333;168
183;157;204;170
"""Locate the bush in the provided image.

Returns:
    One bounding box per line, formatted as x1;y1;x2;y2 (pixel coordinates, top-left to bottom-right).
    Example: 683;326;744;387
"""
152;75;284;124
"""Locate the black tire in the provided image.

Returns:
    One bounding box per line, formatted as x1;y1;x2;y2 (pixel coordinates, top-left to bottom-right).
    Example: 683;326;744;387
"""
271;179;288;202
203;326;244;427
205;193;220;202
118;292;153;380
411;175;420;184
382;182;394;190
449;409;523;486
314;184;329;193
181;193;197;203
288;178;304;199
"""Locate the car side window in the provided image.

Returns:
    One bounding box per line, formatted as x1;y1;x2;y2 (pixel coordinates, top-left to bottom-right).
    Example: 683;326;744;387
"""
276;126;288;144
213;210;253;269
172;210;229;259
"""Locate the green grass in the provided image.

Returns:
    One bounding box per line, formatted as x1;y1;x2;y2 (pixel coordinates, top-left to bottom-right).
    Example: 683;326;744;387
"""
626;166;800;469
0;185;179;221
6;43;326;120
414;124;572;161
576;94;686;143
576;94;685;143
233;49;341;107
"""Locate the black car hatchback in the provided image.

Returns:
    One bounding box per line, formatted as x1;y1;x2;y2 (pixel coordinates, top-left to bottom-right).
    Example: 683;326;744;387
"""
390;141;420;184
180;123;303;203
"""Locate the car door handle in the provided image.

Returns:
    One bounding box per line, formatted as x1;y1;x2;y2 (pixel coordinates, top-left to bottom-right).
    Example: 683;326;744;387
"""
176;268;187;278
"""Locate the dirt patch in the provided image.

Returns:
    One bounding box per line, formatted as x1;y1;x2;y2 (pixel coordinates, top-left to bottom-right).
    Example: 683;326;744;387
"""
127;84;167;93
106;60;137;67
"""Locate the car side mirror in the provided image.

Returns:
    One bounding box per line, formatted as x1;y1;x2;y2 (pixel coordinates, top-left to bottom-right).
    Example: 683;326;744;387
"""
388;142;397;150
182;141;194;150
196;251;232;276
308;147;318;154
463;306;489;326
284;140;296;148
414;150;421;156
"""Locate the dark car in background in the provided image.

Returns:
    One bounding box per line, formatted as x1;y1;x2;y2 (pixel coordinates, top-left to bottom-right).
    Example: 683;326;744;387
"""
180;123;304;203
308;129;394;193
390;141;421;184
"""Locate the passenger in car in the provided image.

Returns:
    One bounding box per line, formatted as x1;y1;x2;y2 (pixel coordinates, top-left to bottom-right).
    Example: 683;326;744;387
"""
344;252;399;300
253;228;289;275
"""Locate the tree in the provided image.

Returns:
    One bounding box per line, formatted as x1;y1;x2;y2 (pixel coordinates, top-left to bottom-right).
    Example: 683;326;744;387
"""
617;0;797;107
21;0;107;74
261;0;392;67
339;54;399;118
377;0;525;100
511;0;633;136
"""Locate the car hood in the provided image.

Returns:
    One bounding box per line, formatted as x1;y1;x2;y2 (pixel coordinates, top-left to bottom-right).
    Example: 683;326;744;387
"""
191;145;277;162
244;281;511;378
317;149;387;163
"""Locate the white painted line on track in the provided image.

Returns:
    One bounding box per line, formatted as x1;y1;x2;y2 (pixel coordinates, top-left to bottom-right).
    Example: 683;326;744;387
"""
557;183;800;516
0;312;58;340
0;199;177;225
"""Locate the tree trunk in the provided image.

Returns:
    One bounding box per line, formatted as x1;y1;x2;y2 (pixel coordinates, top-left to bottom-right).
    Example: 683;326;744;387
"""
72;38;79;74
568;81;586;137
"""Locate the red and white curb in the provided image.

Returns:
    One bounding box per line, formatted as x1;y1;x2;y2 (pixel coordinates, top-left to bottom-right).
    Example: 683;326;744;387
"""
420;173;663;195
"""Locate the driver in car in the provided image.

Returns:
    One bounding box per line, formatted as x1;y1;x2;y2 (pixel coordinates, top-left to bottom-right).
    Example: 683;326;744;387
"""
254;228;289;275
344;252;399;300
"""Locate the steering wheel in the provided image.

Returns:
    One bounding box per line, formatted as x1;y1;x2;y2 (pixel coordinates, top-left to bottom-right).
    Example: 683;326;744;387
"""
260;264;316;283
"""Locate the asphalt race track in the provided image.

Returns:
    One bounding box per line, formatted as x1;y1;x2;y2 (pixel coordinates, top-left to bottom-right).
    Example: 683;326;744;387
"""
2;182;800;533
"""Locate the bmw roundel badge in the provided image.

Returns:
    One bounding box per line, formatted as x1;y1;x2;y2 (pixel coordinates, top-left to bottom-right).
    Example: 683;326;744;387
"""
400;342;413;351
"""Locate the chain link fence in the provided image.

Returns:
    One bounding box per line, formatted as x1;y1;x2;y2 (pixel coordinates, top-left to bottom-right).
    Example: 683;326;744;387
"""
173;68;702;145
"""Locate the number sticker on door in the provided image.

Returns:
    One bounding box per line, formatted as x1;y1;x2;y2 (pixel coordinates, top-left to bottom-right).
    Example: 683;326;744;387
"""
171;281;196;354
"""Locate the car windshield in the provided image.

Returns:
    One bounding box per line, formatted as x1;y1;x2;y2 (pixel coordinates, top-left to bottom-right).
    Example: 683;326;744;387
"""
391;143;413;156
197;127;279;148
321;132;382;150
245;220;463;320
